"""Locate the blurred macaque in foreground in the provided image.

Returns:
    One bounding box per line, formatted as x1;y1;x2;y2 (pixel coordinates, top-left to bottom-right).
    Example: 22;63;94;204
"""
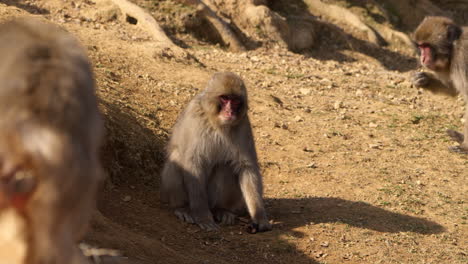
0;18;103;263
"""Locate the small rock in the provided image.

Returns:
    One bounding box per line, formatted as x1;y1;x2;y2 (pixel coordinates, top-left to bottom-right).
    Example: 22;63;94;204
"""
369;143;383;149
320;241;329;247
334;101;343;110
123;195;132;202
299;88;311;95
250;56;259;62
306;162;317;168
368;122;378;128
303;147;313;152
294;116;304;122
269;95;283;106
315;251;327;258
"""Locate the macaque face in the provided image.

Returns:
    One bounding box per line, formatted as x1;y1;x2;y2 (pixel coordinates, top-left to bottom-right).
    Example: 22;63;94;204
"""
416;42;449;72
218;94;243;125
417;43;434;68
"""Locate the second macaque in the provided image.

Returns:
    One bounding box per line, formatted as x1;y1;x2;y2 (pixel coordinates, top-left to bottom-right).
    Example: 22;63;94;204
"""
412;16;468;153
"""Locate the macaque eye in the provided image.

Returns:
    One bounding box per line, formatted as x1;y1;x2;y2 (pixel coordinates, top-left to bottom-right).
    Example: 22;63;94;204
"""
417;43;430;49
219;95;230;104
11;169;36;194
219;95;241;105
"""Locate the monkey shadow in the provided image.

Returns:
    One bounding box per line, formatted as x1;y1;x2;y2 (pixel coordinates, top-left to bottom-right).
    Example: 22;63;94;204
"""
0;0;50;14
267;197;445;234
98;99;166;188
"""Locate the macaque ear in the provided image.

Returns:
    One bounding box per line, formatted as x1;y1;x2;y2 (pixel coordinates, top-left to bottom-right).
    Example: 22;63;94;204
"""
447;24;462;42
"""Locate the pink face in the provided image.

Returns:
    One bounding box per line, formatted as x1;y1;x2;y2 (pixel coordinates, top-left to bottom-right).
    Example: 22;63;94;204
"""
219;95;242;123
417;43;434;70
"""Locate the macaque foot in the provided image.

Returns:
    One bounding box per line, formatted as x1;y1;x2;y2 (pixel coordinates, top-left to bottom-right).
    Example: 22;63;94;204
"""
213;209;237;225
196;220;219;231
446;129;464;144
448;145;468;154
174;208;194;224
175;208;219;231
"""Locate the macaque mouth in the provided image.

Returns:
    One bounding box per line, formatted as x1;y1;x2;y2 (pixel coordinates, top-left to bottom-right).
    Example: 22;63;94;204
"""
219;95;242;121
0;169;37;210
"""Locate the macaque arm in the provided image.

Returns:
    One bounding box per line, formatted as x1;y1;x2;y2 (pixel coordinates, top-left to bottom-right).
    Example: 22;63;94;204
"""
238;164;268;222
236;121;268;224
414;72;459;96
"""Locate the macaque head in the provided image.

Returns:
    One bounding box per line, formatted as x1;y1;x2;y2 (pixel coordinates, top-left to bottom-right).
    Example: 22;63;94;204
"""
202;72;248;127
413;16;462;72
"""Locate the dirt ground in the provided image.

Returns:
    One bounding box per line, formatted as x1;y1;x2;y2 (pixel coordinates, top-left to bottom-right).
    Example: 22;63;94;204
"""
0;0;466;263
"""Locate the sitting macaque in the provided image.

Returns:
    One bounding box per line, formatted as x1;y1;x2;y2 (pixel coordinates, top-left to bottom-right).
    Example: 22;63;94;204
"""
161;72;271;233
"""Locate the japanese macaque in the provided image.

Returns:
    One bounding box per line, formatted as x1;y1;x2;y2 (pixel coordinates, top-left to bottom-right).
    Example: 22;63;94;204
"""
160;72;271;233
412;16;468;153
0;18;103;263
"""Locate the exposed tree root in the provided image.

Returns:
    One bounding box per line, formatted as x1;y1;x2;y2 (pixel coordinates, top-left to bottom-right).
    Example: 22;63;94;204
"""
95;0;196;62
305;0;386;46
179;0;246;52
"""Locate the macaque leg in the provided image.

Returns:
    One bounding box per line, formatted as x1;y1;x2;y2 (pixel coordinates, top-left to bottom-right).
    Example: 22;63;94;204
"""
160;160;187;207
180;167;218;231
160;160;195;224
208;165;246;225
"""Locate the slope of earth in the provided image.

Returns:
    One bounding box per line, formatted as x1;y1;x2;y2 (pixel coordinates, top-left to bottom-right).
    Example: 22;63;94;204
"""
0;1;466;264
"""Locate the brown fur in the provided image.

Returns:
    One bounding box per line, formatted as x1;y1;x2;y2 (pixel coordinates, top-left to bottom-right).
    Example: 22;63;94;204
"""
412;16;468;153
160;72;271;232
0;18;103;263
